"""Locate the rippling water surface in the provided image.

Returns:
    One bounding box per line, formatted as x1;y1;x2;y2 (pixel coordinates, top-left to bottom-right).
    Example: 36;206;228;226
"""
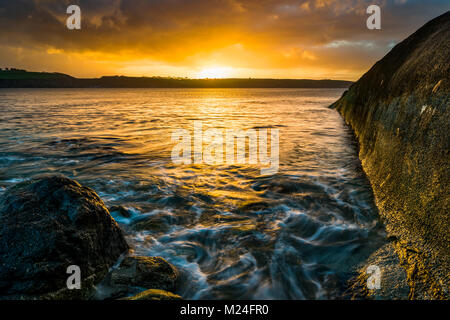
0;88;386;299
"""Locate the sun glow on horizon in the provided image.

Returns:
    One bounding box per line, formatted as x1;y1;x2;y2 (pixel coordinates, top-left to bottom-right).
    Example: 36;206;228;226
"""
196;66;233;79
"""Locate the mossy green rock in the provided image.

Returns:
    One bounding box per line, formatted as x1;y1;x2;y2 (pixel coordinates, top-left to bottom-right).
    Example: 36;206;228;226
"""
0;175;129;299
123;289;182;300
332;12;449;299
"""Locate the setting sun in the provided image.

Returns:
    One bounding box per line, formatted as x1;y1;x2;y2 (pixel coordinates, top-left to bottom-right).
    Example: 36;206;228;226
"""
197;66;233;79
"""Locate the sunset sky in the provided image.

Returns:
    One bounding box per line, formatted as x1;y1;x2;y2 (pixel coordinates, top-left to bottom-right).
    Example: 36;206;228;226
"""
0;0;448;80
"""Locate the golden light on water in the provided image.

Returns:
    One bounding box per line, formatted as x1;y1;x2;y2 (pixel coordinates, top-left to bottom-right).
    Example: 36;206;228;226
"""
0;87;392;299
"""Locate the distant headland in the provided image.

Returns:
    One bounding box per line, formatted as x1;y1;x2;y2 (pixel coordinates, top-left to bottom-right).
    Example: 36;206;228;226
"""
0;68;352;89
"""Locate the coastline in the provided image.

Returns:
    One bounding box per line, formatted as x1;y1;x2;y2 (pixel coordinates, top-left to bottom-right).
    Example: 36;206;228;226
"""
0;72;353;89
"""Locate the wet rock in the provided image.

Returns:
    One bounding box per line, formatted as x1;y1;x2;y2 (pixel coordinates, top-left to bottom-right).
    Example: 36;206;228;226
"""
109;205;132;218
331;12;449;299
110;256;178;292
130;212;176;232
122;289;182;300
346;243;410;300
0;175;129;299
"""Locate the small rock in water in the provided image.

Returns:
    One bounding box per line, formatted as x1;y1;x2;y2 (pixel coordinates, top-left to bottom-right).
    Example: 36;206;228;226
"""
110;256;178;292
109;205;132;218
122;289;182;300
130;212;175;232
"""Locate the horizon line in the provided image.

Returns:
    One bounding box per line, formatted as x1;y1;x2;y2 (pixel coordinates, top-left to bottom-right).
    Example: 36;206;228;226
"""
0;67;354;82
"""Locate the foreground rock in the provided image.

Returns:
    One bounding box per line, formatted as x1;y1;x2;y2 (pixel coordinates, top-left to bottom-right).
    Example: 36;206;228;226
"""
0;175;129;299
111;256;178;290
331;12;449;299
95;255;179;299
